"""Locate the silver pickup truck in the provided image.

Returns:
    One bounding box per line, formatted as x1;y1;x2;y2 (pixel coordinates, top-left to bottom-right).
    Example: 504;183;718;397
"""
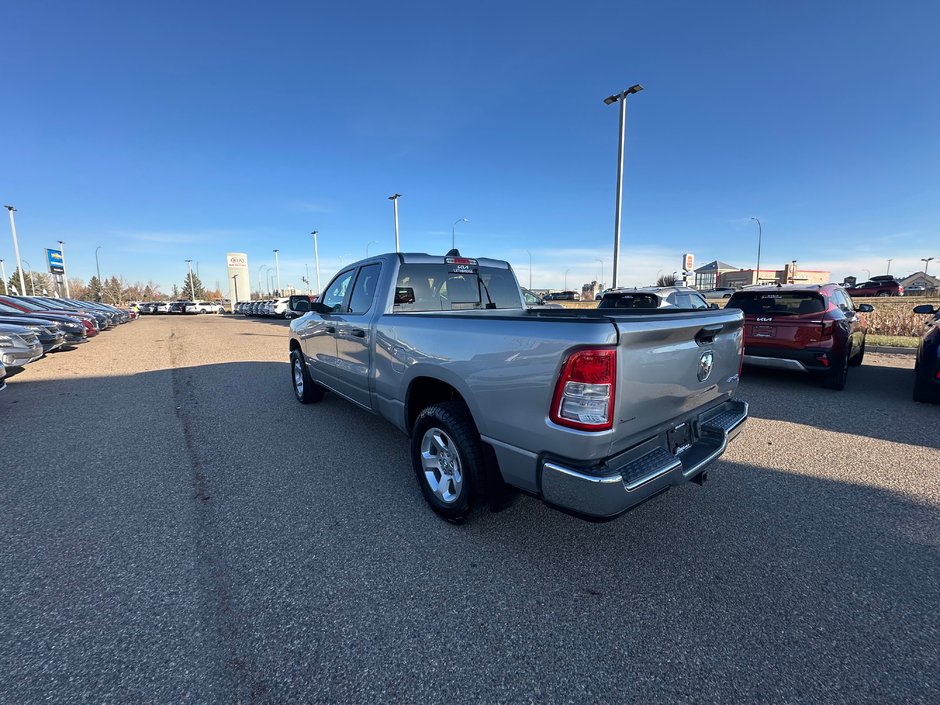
288;252;747;522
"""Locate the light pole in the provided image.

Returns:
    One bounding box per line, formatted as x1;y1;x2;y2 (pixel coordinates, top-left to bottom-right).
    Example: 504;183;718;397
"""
57;240;71;298
305;263;310;294
311;231;321;294
273;249;281;294
564;268;571;290
185;259;196;299
0;259;6;294
4;205;26;295
23;258;36;295
452;218;468;250
923;257;935;279
388;194;401;252
258;264;267;298
887;258;893;275
232;274;239;305
366;240;378;257
751;217;762;284
603;84;643;289
595;258;605;289
525;249;532;289
268;270;275;294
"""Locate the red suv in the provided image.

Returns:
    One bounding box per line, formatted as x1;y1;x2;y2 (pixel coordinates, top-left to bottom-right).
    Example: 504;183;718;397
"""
725;284;873;390
848;278;904;297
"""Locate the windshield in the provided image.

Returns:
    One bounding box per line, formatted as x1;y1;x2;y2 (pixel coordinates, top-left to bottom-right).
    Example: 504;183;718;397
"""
393;264;522;312
726;291;826;315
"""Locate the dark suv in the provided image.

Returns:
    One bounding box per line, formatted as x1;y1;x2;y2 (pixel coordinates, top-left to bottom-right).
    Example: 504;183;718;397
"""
725;284;873;390
848;278;904;297
912;304;940;403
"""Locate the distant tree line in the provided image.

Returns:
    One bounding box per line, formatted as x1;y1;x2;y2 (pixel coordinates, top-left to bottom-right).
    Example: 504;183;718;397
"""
4;267;223;304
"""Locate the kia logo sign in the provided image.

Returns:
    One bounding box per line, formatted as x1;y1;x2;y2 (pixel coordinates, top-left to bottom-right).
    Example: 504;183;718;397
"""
226;253;248;268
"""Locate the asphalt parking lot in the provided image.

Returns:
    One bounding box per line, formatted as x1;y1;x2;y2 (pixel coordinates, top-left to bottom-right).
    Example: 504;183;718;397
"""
1;315;938;705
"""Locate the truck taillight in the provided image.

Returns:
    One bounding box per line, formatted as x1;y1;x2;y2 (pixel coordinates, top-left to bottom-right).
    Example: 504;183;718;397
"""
550;348;616;431
821;320;835;337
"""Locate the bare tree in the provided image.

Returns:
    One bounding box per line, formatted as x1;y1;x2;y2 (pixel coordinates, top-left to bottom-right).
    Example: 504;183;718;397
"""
656;273;680;287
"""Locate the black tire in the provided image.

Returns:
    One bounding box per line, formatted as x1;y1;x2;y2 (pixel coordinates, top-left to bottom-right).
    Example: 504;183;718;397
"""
912;362;939;403
821;353;849;390
878;291;889;297
410;401;485;523
290;349;325;404
849;340;865;367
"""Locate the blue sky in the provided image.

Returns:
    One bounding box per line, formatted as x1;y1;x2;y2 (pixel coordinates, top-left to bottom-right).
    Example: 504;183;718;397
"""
2;1;938;294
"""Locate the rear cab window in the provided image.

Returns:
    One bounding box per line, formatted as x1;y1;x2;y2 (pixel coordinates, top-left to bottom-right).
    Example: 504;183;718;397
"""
393;263;523;312
726;291;826;316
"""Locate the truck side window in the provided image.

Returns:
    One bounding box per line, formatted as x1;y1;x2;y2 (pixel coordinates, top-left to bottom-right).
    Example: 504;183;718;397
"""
322;270;355;313
347;264;382;313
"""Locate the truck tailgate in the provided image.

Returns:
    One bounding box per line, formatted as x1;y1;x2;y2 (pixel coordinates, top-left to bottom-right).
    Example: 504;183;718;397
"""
609;309;743;452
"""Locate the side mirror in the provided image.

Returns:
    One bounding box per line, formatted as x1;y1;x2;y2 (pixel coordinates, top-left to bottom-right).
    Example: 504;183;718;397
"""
913;304;938;315
289;298;310;313
857;303;874;313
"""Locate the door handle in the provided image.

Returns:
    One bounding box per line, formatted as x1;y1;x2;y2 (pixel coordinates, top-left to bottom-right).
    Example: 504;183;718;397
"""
326;326;336;334
351;328;366;338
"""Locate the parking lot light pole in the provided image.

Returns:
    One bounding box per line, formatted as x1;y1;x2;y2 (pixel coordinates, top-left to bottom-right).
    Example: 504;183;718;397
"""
273;249;281;295
923;257;935;279
564;268;570;290
58;240;71;298
310;231;324;296
5;205;27;295
232;274;239;305
452;218;468;250
603;84;643;289
257;265;267;298
596;258;605;289
751;217;762;284
185;259;195;300
886;258;893;275
388;195;401;252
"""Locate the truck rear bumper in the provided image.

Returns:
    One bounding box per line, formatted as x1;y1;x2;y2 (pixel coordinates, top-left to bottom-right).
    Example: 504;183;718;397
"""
540;399;748;520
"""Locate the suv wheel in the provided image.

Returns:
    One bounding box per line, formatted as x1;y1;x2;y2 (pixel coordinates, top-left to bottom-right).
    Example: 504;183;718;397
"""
878;291;889;297
822;353;849;390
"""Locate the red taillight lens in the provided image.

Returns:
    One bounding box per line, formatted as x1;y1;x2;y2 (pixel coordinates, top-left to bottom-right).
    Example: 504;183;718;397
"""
550;348;616;431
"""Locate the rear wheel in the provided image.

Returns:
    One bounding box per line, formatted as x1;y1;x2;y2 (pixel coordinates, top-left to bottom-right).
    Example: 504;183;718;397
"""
822;353;849;390
411;401;485;523
878;291;889;297
290;349;325;403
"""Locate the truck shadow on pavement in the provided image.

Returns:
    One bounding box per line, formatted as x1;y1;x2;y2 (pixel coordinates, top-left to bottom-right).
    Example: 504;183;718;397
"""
2;360;937;703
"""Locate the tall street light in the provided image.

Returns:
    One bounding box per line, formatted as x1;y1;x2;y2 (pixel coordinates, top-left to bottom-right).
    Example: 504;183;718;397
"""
273;249;281;294
232;274;240;305
311;231;321;294
388;194;401;252
595;258;605;288
525;249;532;289
452;218;468;250
185;259;196;299
58;240;71;298
0;259;6;294
366;240;378;257
923;257;935;279
603;83;643;289
887;258;893;275
751;217;763;284
4;205;26;295
564;268;571;290
257;264;267;297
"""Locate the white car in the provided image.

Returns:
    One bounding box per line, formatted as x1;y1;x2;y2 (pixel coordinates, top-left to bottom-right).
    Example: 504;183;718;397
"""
184;301;224;314
273;297;291;318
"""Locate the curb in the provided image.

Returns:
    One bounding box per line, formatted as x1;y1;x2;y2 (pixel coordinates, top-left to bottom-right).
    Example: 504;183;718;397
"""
869;346;917;356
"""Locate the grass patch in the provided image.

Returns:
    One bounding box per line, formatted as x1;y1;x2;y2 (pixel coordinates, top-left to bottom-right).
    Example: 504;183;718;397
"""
867;335;919;348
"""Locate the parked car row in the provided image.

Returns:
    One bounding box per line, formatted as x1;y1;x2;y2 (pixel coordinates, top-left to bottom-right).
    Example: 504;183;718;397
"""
134;300;225;314
235;298;294;318
0;294;136;388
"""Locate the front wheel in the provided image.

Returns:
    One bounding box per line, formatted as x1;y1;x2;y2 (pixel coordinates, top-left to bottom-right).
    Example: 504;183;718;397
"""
290;349;325;403
411;401;485;523
849;340;865;367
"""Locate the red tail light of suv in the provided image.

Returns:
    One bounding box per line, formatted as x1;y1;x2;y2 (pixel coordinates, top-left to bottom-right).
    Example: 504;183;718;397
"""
724;284;873;390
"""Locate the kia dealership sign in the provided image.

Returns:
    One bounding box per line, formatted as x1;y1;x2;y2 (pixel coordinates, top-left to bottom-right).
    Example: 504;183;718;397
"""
226;252;249;312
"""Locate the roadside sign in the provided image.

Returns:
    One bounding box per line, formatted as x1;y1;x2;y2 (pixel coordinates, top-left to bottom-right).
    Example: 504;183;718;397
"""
226;252;250;313
682;253;694;272
47;248;65;274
